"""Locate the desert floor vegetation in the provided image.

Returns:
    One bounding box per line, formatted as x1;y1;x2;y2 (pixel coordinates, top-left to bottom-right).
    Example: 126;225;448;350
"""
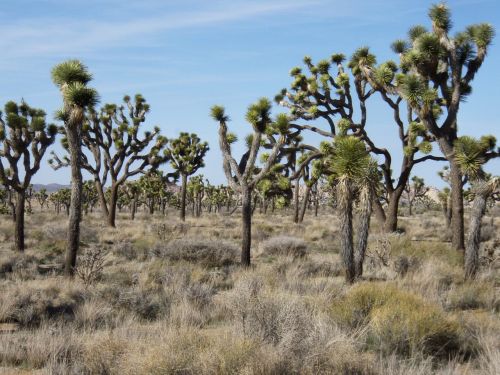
0;207;498;375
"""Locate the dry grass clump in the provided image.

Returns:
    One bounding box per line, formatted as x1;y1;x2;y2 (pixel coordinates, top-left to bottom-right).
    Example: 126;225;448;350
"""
260;235;308;258
0;325;80;370
154;238;239;267
0;279;85;327
447;282;499;312
332;282;464;358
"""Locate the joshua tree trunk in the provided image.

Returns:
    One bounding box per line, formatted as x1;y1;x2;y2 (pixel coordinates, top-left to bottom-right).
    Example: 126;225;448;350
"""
94;179;109;219
338;179;355;283
464;181;496;280
65;126;83;277
241;187;252;267
293;180;300;223
14;191;25;252
383;187;405;232
131;195;137;220
355;184;372;278
8;190;16;222
108;183;118;227
180;174;187;221
299;184;311;223
449;161;465;250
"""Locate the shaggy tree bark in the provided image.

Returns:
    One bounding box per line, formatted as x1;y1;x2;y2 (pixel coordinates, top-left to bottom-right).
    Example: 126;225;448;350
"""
465;180;498;279
338;179;355;283
355;184;372;278
65;122;83;276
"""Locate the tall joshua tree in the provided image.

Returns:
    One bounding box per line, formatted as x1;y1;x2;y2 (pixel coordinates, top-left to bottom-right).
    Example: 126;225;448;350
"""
211;99;288;266
164;132;209;221
321;135;371;283
453;136;498;279
354;161;377;279
277;52;445;234
0;101;57;251
404;176;429;216
51;60;98;277
51;94;169;227
359;3;497;249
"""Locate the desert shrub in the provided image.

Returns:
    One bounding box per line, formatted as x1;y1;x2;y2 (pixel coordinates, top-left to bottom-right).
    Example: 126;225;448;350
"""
112;240;139;260
0;326;80;369
480;222;496;242
74;298;116;330
75;245;107;289
447;282;498;311
154;238;239;267
332;283;463;358
117;288;170;321
0;280;85;327
225;274;312;358
79;332;128;374
393;255;420;277
260;235;308;258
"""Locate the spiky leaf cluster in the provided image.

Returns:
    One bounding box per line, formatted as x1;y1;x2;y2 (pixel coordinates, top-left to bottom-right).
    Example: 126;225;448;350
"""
165;132;209;176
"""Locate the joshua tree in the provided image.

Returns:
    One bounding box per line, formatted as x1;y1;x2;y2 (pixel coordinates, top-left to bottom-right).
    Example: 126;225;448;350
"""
404;176;429;216
320;135;372;283
277;51;444;234
51;94;169;227
164;132;209;221
121;181;141;220
358;3;497;249
453;136;498;279
0;101;57;251
35;188;49;211
187;175;205;217
437;186;452;228
210;99;288;266
51;60;98;276
354;161;378;279
50;188;71;215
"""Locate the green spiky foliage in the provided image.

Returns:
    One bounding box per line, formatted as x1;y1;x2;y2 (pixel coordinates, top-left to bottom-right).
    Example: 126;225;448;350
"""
454;136;497;181
51;59;99;276
210;100;288;266
350;3;497;248
322;136;372;283
138;171;177;215
186;174;205;217
34;188;49;210
277;43;443;234
404;175;429;216
0;100;57;251
255;163;292;209
119;180;141;220
51;94;169;227
82;180;99;214
49;188;71;215
164;132;209;221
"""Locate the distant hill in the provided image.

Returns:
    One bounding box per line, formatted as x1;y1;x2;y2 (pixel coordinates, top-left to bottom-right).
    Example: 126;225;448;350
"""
32;183;70;193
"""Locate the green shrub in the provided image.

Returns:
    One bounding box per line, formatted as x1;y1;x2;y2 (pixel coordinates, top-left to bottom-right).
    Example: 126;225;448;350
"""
260;235;308;258
447;282;498;312
154;238;239;268
331;282;463;358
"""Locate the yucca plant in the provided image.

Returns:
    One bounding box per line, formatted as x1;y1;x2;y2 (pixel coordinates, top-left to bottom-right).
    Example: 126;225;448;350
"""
164;132;209;221
360;2;497;250
51;60;98;276
0;101;57;251
50;94;169;227
210;99;288;266
454;136;499;279
322;135;372;283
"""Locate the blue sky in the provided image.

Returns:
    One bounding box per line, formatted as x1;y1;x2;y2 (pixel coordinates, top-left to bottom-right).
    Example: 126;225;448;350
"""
1;0;498;187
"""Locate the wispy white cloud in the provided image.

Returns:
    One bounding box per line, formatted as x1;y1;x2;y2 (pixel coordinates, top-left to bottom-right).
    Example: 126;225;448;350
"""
0;1;320;60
